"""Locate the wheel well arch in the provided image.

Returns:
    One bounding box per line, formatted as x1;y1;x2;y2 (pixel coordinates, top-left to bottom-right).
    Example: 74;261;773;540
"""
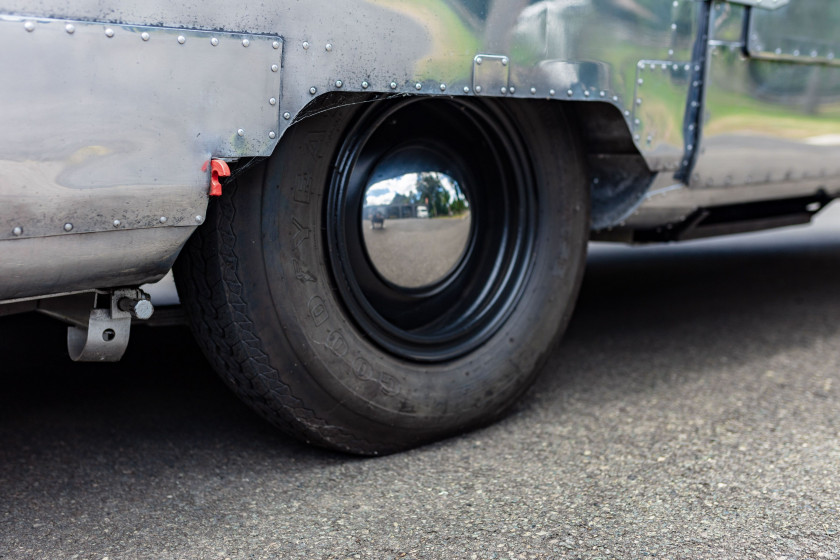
281;92;654;231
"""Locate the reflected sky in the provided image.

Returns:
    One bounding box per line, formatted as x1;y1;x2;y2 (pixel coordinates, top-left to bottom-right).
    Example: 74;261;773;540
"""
364;172;466;209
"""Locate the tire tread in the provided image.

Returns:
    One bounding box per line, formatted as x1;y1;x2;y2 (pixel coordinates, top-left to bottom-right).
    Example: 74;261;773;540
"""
175;181;375;453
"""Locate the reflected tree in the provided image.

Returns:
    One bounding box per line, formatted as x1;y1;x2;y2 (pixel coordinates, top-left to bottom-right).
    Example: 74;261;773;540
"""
389;192;412;206
414;172;451;218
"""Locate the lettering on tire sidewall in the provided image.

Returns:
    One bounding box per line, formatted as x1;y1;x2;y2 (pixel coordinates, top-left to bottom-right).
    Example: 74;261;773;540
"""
282;123;410;409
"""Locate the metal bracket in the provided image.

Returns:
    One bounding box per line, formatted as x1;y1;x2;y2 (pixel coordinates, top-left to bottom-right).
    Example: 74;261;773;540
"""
67;288;153;362
472;54;510;95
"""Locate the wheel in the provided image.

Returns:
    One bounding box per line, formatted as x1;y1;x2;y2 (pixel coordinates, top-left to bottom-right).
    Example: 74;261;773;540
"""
174;96;588;454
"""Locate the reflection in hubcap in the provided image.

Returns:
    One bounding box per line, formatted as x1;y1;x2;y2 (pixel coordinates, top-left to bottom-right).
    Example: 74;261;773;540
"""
362;154;471;288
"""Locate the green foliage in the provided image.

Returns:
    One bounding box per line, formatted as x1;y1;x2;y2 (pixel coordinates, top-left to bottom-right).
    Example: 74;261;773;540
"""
413;172;451;217
449;197;468;215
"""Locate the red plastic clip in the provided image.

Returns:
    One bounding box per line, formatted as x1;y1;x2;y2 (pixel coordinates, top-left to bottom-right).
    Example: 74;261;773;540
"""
202;159;231;196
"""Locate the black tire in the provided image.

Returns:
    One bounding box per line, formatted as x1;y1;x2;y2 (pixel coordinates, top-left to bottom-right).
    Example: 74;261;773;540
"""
175;96;588;454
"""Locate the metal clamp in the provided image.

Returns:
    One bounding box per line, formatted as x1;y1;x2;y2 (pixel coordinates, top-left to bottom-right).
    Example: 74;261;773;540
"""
67;288;153;362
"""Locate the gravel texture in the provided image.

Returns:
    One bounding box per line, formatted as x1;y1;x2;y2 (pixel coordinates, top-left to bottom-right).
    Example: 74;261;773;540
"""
3;206;840;559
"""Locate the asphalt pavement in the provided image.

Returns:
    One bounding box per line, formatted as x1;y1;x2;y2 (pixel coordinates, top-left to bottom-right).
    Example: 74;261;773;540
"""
3;204;840;559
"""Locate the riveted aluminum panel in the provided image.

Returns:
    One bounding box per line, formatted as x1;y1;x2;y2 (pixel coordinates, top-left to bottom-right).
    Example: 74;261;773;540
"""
0;228;192;301
631;60;697;173
747;0;840;66
0;16;282;242
691;2;840;191
0;1;702;172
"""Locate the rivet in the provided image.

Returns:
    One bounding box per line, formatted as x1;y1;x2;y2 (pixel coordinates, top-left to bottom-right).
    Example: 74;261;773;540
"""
636;98;642;105
159;216;167;224
195;215;204;224
105;28;115;38
668;49;674;56
269;131;276;139
671;23;677;30
242;38;250;47
612;95;618;102
624;110;631;117
672;64;679;70
415;83;422;90
211;37;219;46
793;49;800;56
530;87;536;94
500;86;507;94
673;0;678;5
811;50;818;58
687;144;694;151
440;83;446;91
269;97;277;105
283;112;291;120
362;81;369;89
567;89;573;97
12;226;22;236
549;89;556;96
141;32;150;41
509;86;515;93
775;48;783;55
271;64;279;72
684;64;690;71
309;86;317;94
302;41;309;50
325;43;332;52
638;78;644;85
599;91;605;97
584;90;590;97
463;86;470;93
335;80;343;88
237;129;245;136
390;82;397;89
828;52;836;60
475;85;482;93
65;24;75;34
177;35;186;44
113;220;121;227
273;41;280;49
476;57;483;65
24;21;35;32
633;134;640;141
64;223;73;232
638;62;645;69
501;57;508;66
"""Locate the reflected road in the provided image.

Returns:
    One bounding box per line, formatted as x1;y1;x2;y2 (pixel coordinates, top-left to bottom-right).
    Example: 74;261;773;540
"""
361;213;472;287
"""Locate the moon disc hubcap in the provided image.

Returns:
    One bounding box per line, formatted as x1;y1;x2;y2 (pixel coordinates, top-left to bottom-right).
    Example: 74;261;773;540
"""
327;98;539;362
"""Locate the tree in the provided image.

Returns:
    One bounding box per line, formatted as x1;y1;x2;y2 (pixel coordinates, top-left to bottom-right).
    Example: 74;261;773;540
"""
413;172;450;217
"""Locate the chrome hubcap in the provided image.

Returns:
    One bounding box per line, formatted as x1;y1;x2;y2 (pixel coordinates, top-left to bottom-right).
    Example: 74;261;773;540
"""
327;97;538;362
